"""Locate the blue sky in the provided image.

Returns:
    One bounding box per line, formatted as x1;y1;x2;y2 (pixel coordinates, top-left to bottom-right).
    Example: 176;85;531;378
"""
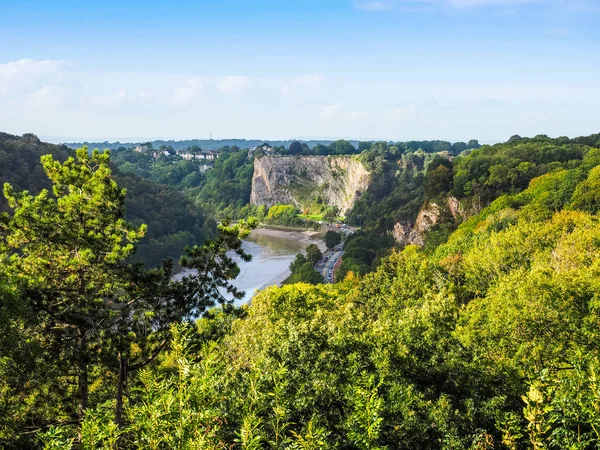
0;0;598;142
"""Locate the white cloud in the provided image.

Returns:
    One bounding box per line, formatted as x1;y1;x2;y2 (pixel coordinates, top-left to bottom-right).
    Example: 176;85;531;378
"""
173;77;202;105
0;59;67;98
218;76;251;94
348;110;368;122
388;104;416;121
355;1;394;11
1;59;598;144
28;85;73;108
281;74;326;98
355;0;550;11
318;104;341;119
90;89;129;108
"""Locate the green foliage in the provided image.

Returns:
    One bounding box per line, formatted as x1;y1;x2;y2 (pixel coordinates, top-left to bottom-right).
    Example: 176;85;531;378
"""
324;230;342;249
346;134;599;279
0;132;212;268
322;206;338;224
2;148;146;424
193;147;254;218
285;253;323;285
266;204;301;226
5;132;600;449
305;244;322;265
0;147;256;448
451;135;590;202
570;165;600;213
337;231;394;277
50;155;600;448
424;156;454;200
111;148;205;188
117;172;214;268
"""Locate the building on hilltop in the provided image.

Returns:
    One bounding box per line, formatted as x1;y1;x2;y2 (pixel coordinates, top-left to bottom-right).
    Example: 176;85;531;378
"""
248;144;274;158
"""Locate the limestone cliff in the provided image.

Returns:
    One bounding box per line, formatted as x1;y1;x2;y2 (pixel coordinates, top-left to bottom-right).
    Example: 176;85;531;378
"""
250;156;370;215
392;197;469;246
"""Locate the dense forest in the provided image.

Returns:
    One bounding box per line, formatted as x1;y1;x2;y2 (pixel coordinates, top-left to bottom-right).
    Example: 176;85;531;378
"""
339;134;600;276
0;132;214;268
2;132;600;448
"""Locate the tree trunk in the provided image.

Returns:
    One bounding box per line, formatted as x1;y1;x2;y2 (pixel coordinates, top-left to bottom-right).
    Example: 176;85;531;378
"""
77;330;88;420
77;329;89;443
115;351;127;429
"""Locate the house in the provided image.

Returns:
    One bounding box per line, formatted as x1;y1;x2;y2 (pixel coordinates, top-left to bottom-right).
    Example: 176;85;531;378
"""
248;144;274;158
180;152;195;160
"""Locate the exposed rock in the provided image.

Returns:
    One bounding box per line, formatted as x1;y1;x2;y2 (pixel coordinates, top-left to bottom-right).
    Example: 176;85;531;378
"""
392;203;441;246
250;156;370;215
392;222;411;243
447;196;462;221
393;197;466;246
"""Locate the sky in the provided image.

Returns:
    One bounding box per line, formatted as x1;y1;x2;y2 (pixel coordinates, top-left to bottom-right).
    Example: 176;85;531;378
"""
0;0;599;143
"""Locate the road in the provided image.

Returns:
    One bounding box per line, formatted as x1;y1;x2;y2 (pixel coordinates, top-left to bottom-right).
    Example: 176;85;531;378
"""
318;247;344;284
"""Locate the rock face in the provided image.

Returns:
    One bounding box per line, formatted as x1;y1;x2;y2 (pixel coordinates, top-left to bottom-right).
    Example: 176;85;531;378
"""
392;197;467;246
250;156;370;215
392;203;441;246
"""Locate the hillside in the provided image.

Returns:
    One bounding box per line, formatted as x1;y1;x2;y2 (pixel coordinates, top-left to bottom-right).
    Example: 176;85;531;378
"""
11;137;600;449
338;134;600;275
63;138;361;152
0;132;214;267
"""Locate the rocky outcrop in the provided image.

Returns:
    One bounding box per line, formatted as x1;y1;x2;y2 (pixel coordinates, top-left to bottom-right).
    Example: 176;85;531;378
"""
392;197;467;246
392;203;441;246
250;156;370;215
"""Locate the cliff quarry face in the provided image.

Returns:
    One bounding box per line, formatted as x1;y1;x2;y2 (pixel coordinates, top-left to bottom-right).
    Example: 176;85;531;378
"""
250;156;370;215
392;197;470;246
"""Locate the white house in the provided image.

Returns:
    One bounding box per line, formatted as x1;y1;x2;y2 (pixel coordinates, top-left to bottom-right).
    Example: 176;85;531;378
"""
180;152;195;160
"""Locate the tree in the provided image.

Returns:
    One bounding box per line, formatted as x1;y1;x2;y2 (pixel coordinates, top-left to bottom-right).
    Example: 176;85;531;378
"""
285;254;323;285
288;141;303;155
267;204;299;226
329;140;356;155
324;231;342;249
1;148;146;424
424;157;453;199
305;244;323;265
323;206;338;224
109;216;257;428
1;148;258;442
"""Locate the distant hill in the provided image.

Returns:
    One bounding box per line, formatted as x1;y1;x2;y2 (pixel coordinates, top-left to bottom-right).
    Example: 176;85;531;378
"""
62;138;361;151
0;132;214;268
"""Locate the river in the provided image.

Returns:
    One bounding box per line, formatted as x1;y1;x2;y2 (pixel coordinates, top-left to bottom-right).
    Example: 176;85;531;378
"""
176;228;323;306
230;229;309;305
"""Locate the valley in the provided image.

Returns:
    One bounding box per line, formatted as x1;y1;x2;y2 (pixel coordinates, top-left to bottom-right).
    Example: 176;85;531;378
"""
3;131;600;448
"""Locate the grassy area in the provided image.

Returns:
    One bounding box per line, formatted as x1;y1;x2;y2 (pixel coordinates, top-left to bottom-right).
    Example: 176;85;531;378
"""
297;213;324;221
262;224;317;232
296;213;346;222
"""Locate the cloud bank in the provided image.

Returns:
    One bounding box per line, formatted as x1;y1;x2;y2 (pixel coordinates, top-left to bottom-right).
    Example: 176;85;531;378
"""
0;59;598;142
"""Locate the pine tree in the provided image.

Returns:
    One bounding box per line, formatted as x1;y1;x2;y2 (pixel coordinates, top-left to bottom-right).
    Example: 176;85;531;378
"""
2;148;146;424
